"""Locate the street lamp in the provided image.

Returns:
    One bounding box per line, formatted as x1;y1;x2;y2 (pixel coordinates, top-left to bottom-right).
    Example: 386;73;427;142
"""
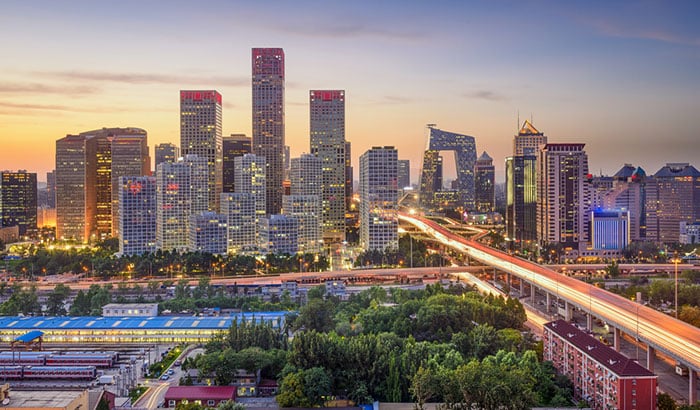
673;253;680;319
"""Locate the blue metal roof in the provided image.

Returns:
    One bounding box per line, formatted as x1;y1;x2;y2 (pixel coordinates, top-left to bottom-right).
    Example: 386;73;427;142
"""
14;330;44;342
0;312;290;331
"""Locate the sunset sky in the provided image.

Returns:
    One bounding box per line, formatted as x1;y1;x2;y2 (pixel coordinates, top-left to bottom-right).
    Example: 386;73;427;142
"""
1;0;698;183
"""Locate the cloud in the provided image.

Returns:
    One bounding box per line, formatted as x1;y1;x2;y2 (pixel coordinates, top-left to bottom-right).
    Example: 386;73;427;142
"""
0;82;99;95
276;22;422;41
32;71;249;87
463;90;508;102
0;101;169;115
587;18;700;47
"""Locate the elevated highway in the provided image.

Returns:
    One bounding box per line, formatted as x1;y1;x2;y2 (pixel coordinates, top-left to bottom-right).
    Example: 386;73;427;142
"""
399;211;700;403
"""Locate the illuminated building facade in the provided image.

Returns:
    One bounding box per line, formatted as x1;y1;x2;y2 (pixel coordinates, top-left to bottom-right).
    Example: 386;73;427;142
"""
419;126;477;210
118;176;156;255
55;128;148;242
474;152;495;213
537;143;590;248
591;209;629;250
283;195;320;253
221;193;256;254
252;48;285;215
290;154;322;197
397;159;410;190
345;141;353;212
259;214;298;254
222;134;251;193
645;163;700;244
234;154;266;221
155;155;207;252
360;146;398;251
310;90;346;242
0;170;37;236
189;212;228;255
506;155;537;243
601;165;647;241
155;143;179;169
180;90;223;212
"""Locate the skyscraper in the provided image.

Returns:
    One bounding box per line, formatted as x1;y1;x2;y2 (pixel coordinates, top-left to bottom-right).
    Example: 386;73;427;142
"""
506;121;548;247
0;171;37;236
46;170;56;208
222;134;251;193
189;212;228;255
310;90;346;243
55;128;149;242
285;154;322;253
536;143;590;248
645;163;700;243
155;155;208;252
601;165;647;241
398;160;411;190
234;154;267;221
474;152;495;213
290;154;322;197
221;193;256;254
155;143;179;169
252;48;285;215
180;90;223;212
345;141;353;212
259;214;298;254
360;146;398;251
118;176;156;256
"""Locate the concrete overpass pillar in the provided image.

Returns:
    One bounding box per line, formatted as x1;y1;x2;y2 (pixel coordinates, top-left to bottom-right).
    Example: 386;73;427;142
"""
519;278;524;295
507;273;512;290
586;313;593;330
646;346;655;372
564;301;573;321
493;267;497;282
530;282;535;300
613;328;621;352
546;292;551;313
690;368;697;405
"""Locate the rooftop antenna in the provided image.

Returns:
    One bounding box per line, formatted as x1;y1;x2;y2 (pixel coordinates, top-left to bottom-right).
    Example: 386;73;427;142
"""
530;112;533;124
517;110;520;129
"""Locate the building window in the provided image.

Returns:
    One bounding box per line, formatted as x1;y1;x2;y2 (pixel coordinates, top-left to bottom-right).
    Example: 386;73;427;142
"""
208;400;216;406
169;401;176;407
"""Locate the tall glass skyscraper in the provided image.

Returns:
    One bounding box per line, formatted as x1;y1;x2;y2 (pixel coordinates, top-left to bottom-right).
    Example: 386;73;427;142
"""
252;48;285;215
0;171;37;236
310;90;346;243
222;134;251;193
118;176;156;256
180;90;223;212
360;146;398;251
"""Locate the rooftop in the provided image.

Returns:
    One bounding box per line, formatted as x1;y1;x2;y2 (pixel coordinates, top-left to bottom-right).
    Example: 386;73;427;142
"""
545;320;655;378
0;312;289;331
164;386;236;400
4;390;84;408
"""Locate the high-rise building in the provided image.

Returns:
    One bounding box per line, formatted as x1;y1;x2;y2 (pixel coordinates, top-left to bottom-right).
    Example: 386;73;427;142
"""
419;126;477;210
601;165;647;241
506;121;548;248
259;214;298;254
290;154;322;197
155;155;208;252
283;195;321;253
110;132;150;237
221;193;257;254
0;171;37;236
252;48;285;215
310;90;346;243
345;141;353;212
46;170;56;208
537;143;590;248
397;160;410;190
189;212;228;255
118;176;156;256
506;155;538;243
360;146;398;251
155;143;179;169
222;134;251;193
513;120;547;156
180;90;223;211
591;209;629;251
55;128;149;242
645;163;700;243
474;152;495;213
234;154;266;221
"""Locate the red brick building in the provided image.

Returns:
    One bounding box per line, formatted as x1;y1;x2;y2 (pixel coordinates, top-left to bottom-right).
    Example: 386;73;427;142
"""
543;320;657;410
163;386;236;408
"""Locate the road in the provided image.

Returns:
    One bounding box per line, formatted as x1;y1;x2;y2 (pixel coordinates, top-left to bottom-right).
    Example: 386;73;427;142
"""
399;211;700;374
134;347;203;410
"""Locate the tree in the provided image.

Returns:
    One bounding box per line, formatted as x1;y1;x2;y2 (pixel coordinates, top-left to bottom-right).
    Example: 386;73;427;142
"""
216;401;246;410
605;260;621;278
293;298;335;332
45;283;71;315
410;366;436;410
277;371;311;408
302;367;332;407
657;393;677;410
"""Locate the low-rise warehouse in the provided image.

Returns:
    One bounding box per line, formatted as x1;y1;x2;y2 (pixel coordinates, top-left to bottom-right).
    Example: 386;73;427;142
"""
0;312;288;344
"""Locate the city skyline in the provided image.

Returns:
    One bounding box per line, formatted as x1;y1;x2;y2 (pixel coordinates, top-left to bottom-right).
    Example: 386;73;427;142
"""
1;1;699;182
